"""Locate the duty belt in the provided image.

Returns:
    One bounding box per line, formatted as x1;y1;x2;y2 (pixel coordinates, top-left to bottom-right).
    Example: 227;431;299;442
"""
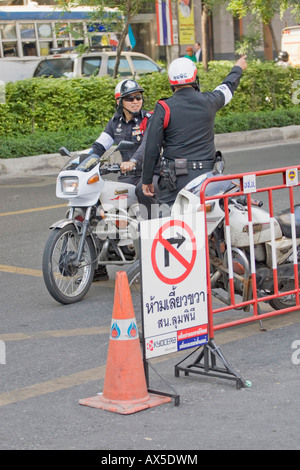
164;158;214;170
187;160;214;170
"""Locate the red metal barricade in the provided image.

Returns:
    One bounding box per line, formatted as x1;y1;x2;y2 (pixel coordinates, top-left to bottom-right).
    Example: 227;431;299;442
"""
175;165;300;388
199;165;300;339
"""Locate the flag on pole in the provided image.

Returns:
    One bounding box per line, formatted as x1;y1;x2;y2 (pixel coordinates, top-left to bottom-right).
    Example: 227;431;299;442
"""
156;0;174;46
128;25;136;50
109;33;119;47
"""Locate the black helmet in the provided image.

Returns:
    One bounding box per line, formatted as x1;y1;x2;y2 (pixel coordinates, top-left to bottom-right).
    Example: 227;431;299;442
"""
278;50;289;62
119;79;144;98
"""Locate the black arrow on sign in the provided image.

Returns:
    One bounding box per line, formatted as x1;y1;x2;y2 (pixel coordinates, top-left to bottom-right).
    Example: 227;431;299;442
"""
164;232;186;267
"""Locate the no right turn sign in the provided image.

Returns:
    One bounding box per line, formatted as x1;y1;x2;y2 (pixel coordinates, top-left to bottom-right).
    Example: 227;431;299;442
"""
140;211;208;359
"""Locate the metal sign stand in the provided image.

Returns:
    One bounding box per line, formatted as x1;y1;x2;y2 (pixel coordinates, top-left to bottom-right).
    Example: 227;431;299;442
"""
174;338;246;389
143;353;181;407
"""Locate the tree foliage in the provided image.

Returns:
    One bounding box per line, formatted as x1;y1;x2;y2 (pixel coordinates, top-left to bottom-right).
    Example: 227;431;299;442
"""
226;0;300;56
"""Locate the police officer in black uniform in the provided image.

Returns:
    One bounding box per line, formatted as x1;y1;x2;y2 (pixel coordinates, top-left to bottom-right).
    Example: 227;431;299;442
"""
142;55;247;207
91;79;157;280
92;78;156;215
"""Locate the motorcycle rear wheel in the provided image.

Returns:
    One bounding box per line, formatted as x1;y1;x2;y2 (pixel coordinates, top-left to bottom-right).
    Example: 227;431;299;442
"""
43;224;97;304
269;280;297;310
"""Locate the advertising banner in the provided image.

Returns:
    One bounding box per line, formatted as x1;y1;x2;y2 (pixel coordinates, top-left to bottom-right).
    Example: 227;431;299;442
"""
178;0;195;44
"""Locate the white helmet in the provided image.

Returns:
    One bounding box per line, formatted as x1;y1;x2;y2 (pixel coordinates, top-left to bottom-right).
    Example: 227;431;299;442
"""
168;57;198;90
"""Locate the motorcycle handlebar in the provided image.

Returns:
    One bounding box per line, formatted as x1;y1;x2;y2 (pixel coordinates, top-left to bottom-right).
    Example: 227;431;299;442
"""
100;164;137;175
102;164;120;174
235;195;263;207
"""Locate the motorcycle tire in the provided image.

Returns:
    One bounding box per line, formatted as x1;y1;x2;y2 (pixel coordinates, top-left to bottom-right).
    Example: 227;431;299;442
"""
127;260;143;340
42;224;97;304
269;280;296;310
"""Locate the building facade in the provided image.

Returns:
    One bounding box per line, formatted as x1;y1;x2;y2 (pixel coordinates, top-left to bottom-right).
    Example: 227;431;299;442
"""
131;0;298;63
0;0;298;63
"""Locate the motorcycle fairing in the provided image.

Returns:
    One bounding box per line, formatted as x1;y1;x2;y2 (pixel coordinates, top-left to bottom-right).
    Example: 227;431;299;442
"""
229;205;282;247
100;180;138;211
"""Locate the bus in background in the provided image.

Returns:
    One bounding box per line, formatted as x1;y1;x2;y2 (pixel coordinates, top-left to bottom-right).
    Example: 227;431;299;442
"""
0;4;129;82
281;26;300;67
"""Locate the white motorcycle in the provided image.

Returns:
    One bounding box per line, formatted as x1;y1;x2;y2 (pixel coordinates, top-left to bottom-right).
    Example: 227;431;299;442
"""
42;141;141;304
128;157;300;317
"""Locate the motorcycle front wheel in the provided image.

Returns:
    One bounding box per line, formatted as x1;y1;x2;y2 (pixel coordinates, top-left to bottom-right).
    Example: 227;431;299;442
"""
42;224;97;304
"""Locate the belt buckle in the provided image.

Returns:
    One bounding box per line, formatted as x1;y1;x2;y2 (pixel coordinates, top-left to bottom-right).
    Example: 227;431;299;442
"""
198;162;203;169
192;162;196;170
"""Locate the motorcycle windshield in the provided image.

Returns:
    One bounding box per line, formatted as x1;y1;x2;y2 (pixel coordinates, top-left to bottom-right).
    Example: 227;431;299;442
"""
62;154;100;172
186;171;234;197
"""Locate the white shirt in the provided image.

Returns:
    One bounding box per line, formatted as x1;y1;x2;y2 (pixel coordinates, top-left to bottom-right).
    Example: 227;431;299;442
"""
195;48;202;61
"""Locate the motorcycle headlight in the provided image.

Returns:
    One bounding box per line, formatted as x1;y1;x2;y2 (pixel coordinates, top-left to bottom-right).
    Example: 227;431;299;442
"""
61;177;79;194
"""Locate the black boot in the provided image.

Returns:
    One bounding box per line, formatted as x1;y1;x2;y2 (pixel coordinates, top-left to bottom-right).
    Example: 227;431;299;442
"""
93;266;109;281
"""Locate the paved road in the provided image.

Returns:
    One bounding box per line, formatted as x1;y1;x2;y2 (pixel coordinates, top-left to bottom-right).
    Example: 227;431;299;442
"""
0;140;300;450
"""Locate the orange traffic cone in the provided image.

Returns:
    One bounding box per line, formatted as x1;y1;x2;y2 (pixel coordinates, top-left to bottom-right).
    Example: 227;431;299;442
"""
79;271;171;414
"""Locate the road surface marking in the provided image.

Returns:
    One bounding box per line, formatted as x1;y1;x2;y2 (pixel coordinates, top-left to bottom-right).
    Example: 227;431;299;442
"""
0;326;110;342
0;265;42;277
0;313;299;407
0;204;67;217
0;367;106;407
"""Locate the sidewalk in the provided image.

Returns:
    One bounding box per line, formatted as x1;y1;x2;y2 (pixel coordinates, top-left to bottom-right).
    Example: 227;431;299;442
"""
1;125;300;177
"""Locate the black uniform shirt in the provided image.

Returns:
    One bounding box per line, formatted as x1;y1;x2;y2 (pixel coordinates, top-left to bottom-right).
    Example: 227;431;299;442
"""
92;109;151;165
142;65;243;184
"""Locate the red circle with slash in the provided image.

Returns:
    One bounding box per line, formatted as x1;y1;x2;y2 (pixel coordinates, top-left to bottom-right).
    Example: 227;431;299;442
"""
151;219;197;285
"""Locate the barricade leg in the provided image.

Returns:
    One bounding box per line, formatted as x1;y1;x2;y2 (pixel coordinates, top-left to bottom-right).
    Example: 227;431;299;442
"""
174;339;246;390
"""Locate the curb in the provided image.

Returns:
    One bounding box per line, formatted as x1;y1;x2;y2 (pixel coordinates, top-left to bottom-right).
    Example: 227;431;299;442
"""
215;124;300;148
1;125;300;177
0;152;70;177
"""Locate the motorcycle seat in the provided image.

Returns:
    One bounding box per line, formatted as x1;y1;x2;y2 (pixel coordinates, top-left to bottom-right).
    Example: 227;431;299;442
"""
275;204;300;238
